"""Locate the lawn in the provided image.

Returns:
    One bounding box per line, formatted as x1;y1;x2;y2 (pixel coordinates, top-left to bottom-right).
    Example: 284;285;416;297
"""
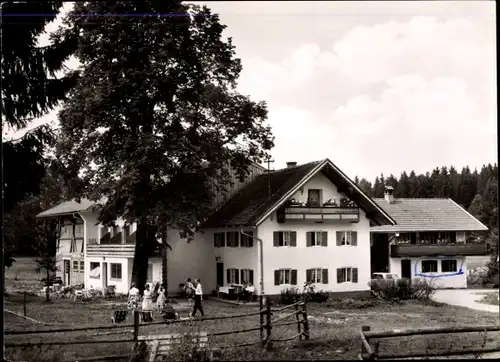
476;292;500;306
4;258;500;361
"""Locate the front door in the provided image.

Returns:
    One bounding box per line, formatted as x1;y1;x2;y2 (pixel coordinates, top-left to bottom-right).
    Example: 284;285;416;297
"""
216;263;224;287
64;260;71;285
401;259;411;280
102;262;108;290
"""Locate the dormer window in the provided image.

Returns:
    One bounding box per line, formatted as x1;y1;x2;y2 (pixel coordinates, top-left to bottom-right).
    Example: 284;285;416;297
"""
307;189;322;206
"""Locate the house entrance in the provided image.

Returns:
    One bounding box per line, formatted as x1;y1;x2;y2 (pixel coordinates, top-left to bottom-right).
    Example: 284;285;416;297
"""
401;259;412;280
63;259;71;285
371;233;390;274
216;262;224;287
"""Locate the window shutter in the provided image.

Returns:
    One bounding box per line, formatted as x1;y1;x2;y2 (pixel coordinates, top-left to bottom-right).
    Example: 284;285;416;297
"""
226;269;230;284
222;233;226;247
273;232;279;247
337;268;343;283
274;270;280;285
249;270;254;285
306;232;312;247
353;268;359;283
291;270;298;285
306;269;312;283
235;233;240;247
322;232;328;247
352;232;358;246
214;234;218;247
290;231;297;247
248;234;254;248
235;269;240;284
322;269;329;284
336;232;343;246
240;269;244;284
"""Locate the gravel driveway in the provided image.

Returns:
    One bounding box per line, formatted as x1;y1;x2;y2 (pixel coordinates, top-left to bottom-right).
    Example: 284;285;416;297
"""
432;289;499;313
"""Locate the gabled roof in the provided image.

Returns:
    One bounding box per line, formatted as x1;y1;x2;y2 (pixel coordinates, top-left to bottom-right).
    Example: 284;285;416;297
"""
36;198;105;218
202;159;396;228
370;198;488;232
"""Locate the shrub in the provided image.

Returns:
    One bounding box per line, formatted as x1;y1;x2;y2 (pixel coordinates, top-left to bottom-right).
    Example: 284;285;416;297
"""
279;287;300;305
368;277;436;301
322;298;376;309
410;278;436;300
368;279;400;300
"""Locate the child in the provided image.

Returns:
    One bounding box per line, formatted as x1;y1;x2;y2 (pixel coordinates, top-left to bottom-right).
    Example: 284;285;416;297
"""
184;278;195;307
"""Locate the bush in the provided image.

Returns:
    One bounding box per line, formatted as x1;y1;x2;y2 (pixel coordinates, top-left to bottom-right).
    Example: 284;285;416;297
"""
279;287;300;305
368;277;436;301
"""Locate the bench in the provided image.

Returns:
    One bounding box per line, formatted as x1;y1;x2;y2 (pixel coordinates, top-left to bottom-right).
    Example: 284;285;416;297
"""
137;332;221;361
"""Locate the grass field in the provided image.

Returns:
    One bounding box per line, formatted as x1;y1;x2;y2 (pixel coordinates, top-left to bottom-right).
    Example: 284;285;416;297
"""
477;292;500;306
4;257;500;361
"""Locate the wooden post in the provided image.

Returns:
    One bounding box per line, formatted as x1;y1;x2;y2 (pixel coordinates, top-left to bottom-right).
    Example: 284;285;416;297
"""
23;291;27;317
295;302;302;341
361;326;370;358
133;310;140;342
301;302;310;340
265;298;272;349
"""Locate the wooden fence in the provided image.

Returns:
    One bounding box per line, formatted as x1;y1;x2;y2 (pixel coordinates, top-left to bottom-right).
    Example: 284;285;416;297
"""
358;324;500;360
5;300;310;361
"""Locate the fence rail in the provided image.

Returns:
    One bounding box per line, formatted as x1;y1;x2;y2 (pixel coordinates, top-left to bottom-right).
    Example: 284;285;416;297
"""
359;324;500;360
5;299;310;360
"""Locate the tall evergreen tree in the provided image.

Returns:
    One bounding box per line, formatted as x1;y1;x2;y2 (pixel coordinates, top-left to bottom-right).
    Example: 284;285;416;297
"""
395;171;410;198
54;1;274;292
357;178;373;197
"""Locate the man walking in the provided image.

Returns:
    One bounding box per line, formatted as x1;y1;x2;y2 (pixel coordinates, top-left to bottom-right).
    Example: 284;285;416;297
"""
191;278;205;318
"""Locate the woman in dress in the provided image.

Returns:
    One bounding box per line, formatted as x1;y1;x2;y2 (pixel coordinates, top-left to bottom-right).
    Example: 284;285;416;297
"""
142;283;154;312
156;287;166;312
127;283;140;311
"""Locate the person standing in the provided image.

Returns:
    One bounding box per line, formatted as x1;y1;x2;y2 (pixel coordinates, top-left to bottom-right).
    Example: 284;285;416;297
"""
127;283;140;311
185;278;195;308
142;284;154;313
191;278;204;318
156;286;166;312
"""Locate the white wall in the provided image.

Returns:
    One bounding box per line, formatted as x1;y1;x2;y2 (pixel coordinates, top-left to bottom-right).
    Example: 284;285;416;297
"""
390;256;467;289
258;173;372;296
79;211;99;289
86;256;131;294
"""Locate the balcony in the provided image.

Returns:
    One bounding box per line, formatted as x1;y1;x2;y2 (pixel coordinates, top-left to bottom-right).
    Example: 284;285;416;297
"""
390;243;489;257
86;244;136;258
277;205;360;223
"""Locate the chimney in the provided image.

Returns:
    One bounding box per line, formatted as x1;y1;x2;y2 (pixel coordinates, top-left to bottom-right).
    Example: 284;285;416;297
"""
286;161;297;168
384;186;395;204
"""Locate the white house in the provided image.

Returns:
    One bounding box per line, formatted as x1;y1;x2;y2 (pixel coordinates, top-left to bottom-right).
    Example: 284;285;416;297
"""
36;159;489;297
370;186;489;289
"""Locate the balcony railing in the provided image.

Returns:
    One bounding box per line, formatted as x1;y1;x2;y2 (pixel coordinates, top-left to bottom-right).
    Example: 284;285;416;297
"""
277;205;360;223
87;244;136;258
390;243;489;257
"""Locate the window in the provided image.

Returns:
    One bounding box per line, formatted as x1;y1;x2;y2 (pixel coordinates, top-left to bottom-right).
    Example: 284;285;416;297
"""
336;267;358;283
441;260;457;273
227;232;239;247
79;261;85;272
240;269;254;284
75;224;84;236
306;268;328;284
336;231;358;246
307;189;322;206
214;232;226;248
73;261;79;271
306;231;328;247
110;263;122;280
227;268;239;284
90;262;100;278
240;232;254;247
274;269;297;285
71;239;84;253
421;260;438;273
273;231;297;247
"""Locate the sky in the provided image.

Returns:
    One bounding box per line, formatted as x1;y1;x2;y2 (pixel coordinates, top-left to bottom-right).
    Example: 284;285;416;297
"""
7;1;497;181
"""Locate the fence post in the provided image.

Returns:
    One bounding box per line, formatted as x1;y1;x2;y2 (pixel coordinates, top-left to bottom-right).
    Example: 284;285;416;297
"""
23;291;27;317
260;295;264;345
301;302;310;340
295;302;302;341
361;325;370;358
133;310;140;342
265;298;272;349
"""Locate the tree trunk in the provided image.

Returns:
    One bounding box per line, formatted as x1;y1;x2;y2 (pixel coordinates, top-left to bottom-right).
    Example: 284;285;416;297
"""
131;219;157;295
45;269;50;302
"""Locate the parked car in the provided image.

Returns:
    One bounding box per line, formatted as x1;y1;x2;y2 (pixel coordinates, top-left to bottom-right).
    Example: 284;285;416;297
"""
40;276;63;286
371;272;401;281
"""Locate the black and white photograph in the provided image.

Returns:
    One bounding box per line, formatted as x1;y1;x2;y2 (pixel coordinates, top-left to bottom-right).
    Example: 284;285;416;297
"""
2;1;498;361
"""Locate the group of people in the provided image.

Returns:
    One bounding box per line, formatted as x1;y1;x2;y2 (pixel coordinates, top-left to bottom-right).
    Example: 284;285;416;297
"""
126;277;205;319
238;281;255;302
